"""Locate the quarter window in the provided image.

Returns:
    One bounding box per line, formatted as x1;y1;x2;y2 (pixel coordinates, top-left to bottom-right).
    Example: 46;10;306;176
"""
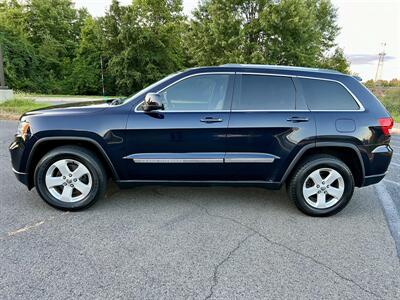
298;78;359;110
157;74;230;111
233;75;296;110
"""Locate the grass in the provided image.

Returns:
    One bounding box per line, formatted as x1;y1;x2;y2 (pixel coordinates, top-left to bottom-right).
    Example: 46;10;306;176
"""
0;98;50;119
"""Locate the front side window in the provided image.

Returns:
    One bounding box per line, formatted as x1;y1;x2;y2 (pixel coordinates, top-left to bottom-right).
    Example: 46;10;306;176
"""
232;75;296;110
151;74;231;111
298;78;360;110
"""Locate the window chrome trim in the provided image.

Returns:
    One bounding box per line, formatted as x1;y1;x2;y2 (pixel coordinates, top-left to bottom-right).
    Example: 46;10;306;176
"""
133;71;365;113
134;72;235;113
236;72;365;112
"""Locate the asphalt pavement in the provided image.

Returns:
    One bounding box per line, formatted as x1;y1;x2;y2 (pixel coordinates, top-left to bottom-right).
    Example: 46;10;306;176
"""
1;120;400;299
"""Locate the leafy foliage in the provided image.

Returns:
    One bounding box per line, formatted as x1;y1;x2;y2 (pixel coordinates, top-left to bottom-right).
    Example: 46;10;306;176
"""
1;0;351;95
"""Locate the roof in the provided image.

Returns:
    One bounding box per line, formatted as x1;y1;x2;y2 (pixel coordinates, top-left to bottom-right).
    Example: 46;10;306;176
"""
219;64;343;75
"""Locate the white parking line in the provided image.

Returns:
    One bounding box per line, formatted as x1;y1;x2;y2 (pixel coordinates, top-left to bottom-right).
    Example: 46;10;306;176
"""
376;182;400;255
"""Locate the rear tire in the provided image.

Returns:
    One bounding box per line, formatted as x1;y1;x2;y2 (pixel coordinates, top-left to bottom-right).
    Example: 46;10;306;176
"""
34;146;107;211
287;154;355;217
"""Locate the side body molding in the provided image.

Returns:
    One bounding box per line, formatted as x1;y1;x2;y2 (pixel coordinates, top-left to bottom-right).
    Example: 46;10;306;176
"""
123;152;280;164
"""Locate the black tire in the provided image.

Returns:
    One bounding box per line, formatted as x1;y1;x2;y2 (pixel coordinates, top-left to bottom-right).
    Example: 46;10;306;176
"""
34;146;107;211
287;154;355;217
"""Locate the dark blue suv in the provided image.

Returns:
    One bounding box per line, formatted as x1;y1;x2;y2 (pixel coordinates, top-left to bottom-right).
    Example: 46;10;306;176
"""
9;64;394;216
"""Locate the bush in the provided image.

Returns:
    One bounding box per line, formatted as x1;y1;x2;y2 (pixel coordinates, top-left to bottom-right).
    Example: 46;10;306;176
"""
379;88;400;122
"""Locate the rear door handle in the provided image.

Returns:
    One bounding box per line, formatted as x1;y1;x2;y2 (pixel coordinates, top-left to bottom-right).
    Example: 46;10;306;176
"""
286;116;309;123
200;117;223;123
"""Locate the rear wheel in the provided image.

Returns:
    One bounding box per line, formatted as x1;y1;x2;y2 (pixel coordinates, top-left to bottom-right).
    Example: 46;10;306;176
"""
288;155;355;217
34;146;107;211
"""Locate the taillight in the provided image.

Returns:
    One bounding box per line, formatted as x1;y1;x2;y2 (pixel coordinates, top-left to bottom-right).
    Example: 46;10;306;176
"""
378;117;394;136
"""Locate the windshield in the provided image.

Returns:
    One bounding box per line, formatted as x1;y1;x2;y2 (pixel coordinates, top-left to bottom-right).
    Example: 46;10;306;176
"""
125;72;181;103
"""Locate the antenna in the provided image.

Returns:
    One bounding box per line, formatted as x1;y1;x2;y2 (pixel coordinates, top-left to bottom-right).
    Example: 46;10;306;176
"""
374;42;386;81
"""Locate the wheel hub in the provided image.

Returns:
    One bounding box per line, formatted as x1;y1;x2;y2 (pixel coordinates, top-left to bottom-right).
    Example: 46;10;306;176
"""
45;159;92;203
302;167;345;209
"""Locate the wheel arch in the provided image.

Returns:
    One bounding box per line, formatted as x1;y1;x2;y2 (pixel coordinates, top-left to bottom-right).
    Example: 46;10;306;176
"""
282;142;365;187
26;137;119;189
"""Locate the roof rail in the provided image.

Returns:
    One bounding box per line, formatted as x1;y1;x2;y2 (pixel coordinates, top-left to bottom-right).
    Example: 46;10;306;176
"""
220;64;343;74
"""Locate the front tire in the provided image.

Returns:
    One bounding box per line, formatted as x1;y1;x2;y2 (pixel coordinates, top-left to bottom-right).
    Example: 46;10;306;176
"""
34;146;107;211
288;155;355;217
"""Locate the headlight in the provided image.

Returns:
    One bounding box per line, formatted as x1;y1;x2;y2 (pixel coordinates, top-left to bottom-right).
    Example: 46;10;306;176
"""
17;121;31;141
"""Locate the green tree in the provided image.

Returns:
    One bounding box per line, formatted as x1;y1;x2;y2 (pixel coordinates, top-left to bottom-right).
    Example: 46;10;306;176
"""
25;0;89;93
102;0;186;95
68;17;103;95
186;0;349;72
0;0;41;90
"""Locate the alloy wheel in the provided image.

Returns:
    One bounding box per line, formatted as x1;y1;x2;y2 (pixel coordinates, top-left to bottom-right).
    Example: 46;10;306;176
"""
302;167;345;209
45;159;92;203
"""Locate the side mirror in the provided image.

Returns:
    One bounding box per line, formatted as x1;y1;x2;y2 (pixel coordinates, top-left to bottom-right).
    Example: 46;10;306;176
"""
143;93;164;112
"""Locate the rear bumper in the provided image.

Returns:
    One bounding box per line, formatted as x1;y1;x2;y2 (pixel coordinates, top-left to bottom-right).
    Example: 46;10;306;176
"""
363;172;387;187
360;144;392;187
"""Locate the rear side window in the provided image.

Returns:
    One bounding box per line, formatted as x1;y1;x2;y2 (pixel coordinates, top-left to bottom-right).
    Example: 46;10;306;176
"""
233;75;296;110
298;78;360;110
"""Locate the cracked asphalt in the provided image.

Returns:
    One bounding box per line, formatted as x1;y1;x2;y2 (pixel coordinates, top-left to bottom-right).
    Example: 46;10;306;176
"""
1;119;400;299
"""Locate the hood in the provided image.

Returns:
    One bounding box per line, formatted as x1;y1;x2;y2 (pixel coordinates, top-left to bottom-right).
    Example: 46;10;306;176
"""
22;100;115;117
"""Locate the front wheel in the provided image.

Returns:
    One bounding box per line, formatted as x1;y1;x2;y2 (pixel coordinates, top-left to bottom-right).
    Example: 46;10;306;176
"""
287;155;355;217
34;146;107;211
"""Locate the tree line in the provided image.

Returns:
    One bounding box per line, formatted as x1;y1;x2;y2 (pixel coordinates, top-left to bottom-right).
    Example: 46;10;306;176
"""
0;0;349;96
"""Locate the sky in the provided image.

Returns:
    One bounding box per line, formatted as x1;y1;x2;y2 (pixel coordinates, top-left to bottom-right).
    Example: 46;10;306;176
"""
74;0;400;80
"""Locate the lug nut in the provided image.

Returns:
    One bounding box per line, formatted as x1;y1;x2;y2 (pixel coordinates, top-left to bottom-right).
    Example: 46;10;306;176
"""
70;184;74;187
63;176;66;179
73;179;77;182
69;174;72;177
63;183;67;186
317;185;320;188
322;181;325;184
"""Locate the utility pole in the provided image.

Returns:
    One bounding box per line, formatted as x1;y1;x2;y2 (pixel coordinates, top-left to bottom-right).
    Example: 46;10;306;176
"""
374;42;386;82
100;56;105;97
0;44;7;89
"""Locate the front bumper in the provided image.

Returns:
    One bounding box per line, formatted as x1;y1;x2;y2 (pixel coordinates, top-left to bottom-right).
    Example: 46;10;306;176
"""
12;168;29;186
9;136;32;188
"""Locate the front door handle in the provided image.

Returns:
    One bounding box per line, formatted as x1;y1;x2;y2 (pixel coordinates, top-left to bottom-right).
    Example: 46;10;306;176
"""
286;116;309;123
200;117;223;123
